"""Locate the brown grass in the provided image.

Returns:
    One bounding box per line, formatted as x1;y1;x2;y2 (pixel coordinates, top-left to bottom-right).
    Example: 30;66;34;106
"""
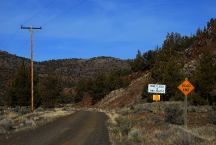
106;103;216;145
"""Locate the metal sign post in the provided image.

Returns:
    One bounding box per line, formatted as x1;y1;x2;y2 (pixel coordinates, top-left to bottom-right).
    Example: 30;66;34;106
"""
184;95;188;128
178;78;194;129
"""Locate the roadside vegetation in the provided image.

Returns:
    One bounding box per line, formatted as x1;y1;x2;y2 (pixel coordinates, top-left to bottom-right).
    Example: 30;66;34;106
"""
0;105;77;134
107;102;216;145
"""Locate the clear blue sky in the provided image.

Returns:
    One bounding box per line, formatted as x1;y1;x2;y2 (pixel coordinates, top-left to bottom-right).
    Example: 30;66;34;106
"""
0;0;215;61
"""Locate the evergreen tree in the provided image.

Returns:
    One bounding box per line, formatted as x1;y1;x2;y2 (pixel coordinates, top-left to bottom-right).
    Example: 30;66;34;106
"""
131;50;145;72
142;50;157;70
8;61;41;107
39;74;61;108
75;78;93;103
8;61;30;106
161;60;184;100
91;74;107;103
74;70;130;104
193;51;216;104
152;58;184;101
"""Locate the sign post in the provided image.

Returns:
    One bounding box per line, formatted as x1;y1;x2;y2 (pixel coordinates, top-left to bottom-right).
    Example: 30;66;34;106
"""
178;78;194;129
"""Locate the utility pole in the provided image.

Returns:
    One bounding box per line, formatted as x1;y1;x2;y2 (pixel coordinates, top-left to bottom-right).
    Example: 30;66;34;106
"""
21;25;42;112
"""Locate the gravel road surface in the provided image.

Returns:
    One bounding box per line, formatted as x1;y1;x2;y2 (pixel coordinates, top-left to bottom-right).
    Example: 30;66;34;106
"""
0;111;110;145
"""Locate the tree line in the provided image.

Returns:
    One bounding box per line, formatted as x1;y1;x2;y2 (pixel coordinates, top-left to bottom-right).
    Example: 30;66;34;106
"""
74;70;130;104
7;61;61;108
7;61;130;108
131;19;216;105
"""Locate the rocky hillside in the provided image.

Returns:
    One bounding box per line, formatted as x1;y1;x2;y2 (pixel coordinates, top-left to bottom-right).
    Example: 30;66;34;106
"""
0;51;131;104
97;72;151;108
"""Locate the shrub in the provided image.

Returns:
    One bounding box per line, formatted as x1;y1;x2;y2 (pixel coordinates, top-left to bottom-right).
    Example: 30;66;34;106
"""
174;133;192;145
116;117;132;136
188;93;208;106
128;128;142;142
19;107;30;115
0;118;13;132
39;74;61;108
165;104;184;125
34;107;44;112
208;106;216;125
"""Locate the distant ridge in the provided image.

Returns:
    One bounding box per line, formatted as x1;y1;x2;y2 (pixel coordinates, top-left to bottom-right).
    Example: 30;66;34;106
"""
0;50;131;104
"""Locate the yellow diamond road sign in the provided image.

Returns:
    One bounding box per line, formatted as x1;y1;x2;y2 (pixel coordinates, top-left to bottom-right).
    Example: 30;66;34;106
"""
178;79;194;96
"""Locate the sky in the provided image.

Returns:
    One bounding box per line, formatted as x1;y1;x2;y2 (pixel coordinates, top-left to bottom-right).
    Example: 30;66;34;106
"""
0;0;216;61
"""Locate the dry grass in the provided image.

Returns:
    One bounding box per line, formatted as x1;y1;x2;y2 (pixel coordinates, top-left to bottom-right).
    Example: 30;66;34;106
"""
106;102;216;145
0;106;76;134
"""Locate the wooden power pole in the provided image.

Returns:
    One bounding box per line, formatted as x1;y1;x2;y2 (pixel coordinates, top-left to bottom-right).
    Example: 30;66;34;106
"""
21;25;42;112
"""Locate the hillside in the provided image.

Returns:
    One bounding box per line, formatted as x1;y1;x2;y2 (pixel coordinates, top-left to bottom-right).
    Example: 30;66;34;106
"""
97;18;216;109
0;51;131;105
97;72;150;108
39;56;130;84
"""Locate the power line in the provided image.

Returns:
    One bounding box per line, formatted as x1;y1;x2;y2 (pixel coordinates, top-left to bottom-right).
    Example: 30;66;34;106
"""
1;0;87;50
0;0;56;49
22;0;58;25
41;0;87;27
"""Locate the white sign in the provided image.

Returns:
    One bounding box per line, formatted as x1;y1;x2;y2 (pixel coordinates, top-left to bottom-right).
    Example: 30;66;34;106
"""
148;84;166;94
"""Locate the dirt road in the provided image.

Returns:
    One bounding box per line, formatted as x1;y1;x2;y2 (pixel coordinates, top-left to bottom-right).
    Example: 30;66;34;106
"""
0;111;110;145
